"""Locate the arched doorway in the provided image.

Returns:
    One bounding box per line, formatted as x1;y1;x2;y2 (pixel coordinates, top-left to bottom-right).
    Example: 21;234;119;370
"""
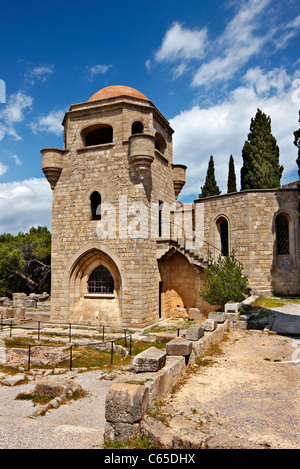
68;248;122;325
158;250;202;319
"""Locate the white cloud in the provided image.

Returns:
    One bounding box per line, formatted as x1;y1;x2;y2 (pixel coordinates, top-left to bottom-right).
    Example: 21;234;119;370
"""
153;0;300;88
274;13;300;50
30;110;64;135
87;64;112;79
10;154;22;166
0;178;52;234
0;91;33;141
243;67;291;96
170;68;300;199
155;22;208;63
25;65;54;86
145;59;151;71
192;0;272;87
0;162;8;176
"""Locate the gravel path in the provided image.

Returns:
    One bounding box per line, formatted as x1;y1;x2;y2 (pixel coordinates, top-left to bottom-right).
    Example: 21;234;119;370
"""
161;329;300;449
0;370;116;449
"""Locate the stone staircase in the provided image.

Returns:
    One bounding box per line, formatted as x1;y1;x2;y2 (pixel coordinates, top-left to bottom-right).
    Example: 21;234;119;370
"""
248;284;273;297
156;239;209;269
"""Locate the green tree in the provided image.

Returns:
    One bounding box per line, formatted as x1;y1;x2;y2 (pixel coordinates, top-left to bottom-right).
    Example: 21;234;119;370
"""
240;108;283;190
293;110;300;224
199;155;221;198
0;226;51;297
227;155;237;193
200;252;248;307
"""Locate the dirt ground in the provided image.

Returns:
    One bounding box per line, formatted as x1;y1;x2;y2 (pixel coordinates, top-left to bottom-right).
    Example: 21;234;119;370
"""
159;329;300;449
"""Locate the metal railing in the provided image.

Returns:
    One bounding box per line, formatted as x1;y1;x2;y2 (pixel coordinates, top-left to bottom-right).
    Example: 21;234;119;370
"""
160;221;242;267
0;319;133;371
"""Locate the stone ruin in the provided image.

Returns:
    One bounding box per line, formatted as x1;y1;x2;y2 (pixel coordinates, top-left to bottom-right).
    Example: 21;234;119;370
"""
0;292;50;321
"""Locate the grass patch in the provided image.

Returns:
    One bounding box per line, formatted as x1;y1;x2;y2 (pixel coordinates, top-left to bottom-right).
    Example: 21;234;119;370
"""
3;337;65;348
104;436;156;449
146;401;170;426
55;340;166;372
16;392;52;405
251;295;300;309
16;389;87;406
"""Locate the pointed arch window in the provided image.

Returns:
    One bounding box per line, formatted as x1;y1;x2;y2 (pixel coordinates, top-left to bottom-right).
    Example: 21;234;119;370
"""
87;265;114;294
220;219;229;256
90;192;101;220
276;214;289;255
216;216;229;256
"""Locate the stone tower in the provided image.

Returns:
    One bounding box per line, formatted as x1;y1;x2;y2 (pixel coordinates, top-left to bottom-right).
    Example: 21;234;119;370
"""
41;85;187;327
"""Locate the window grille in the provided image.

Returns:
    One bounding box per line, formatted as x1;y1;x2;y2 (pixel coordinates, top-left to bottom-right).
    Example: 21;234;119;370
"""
88;265;114;294
276;215;289;255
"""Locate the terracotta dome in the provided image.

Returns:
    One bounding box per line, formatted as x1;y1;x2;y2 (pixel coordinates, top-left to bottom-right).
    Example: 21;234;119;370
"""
88;85;149;102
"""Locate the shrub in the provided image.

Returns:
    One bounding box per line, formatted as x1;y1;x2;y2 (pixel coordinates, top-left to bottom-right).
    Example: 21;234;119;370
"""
200;252;248;307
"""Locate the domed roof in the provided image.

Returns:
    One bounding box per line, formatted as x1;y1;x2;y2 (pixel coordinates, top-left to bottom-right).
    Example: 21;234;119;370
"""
88;85;149;102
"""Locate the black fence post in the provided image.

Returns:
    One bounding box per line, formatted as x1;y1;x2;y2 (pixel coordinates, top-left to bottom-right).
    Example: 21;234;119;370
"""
111;341;113;364
69;323;72;343
28;344;31;371
124;329;127;347
102;326;105;342
129;334;132;356
9;320;12;337
70;345;73;371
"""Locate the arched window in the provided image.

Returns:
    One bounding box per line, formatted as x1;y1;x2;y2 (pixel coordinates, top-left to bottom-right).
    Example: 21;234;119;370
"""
84;125;113;146
220;219;229;256
216;216;229;256
131;121;144;135
155;132;166;154
87;265;114;294
276;214;289;255
90;192;101;220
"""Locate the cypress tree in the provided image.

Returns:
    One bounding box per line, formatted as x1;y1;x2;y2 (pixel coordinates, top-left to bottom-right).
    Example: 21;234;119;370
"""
293;111;300;224
240;109;283;190
227;155;237;193
199;155;221;198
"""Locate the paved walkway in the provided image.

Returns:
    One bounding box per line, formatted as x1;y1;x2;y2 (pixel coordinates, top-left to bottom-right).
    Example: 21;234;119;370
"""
268;302;300;335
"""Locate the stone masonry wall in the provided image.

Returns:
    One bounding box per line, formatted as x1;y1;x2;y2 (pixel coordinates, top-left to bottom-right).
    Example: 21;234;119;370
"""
194;189;300;295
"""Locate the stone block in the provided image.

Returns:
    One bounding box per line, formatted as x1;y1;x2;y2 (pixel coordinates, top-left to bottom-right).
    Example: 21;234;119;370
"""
0;307;9;319
225;302;240;313
203;319;217;332
105;382;149;424
208;312;225;323
12;293;27;307
24;299;37;308
15;307;25;320
188;308;203;321
33;377;83;398
166;337;192;356
132;346;167;372
185;326;204;341
225;312;239;322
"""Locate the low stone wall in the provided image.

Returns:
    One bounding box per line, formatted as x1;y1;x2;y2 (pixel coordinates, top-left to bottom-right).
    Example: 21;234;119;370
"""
104;320;229;443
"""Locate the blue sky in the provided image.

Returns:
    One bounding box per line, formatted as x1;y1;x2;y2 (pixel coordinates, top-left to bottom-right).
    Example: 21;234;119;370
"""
0;0;299;234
